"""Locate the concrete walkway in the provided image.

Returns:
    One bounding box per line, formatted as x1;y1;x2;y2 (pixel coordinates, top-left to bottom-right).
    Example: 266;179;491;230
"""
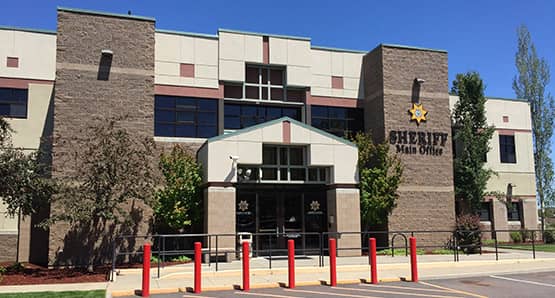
1;249;554;297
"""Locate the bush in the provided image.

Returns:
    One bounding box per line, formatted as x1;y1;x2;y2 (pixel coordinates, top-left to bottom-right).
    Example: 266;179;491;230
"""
544;230;555;244
520;229;533;242
456;214;482;254
510;231;523;243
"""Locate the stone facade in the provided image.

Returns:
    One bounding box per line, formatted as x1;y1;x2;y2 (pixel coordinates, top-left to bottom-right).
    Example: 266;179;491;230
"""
0;234;18;262
363;45;456;237
47;10;156;265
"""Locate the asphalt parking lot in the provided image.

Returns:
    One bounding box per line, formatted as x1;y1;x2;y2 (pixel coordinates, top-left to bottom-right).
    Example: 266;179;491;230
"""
130;270;555;298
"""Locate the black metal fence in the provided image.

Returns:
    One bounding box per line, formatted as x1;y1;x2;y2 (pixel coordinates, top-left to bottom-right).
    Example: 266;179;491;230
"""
110;228;555;280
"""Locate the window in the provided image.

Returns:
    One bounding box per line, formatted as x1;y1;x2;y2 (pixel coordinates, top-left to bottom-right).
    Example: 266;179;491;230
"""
311;105;364;138
224;103;301;130
478;202;492;221
237;145;328;183
0;88;28;118
499;135;516;163
507;202;521;221
223;65;305;102
154;95;218;138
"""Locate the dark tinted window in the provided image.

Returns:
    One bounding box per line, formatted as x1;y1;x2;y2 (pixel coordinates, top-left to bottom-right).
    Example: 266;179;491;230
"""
311;105;363;138
478;202;492;221
224;103;301;130
154;95;218;138
499;135;516;163
0;88;28;118
507;202;521;221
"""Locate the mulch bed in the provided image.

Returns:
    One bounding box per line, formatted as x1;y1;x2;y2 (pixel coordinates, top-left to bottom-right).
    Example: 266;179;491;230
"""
0;263;109;285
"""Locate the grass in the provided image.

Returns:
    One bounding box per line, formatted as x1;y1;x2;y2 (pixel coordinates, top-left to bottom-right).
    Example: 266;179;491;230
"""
499;243;555;252
0;290;105;298
376;248;424;256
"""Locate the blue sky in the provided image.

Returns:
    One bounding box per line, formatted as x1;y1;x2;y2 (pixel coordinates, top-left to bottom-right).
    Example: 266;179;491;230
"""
3;0;554;160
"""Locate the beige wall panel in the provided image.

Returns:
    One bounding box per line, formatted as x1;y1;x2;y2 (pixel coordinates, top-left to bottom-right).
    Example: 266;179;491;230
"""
206;141;238;182
309;130;336;145
219;59;244;81
204;187;236;248
342;89;359;99
219;32;244;61
261;122;283;143
238;127;263;142
192;77;218;88
244;35;263;63
155;75;181;85
237;141;262;164
155;61;179;76
331;52;344;76
287;39;311;67
308;144;334;165
178;35;195;63
343;53;363;77
333;145;359;184
155;33;182;62
195;64;218;79
343;77;360;90
287;65;311;86
290;122;310;144
310;87;331;97
0;30;56;80
311;74;331;88
194;38;218;66
486;100;532;130
522;199;539;229
487;132;535;173
269;37;287;65
331;88;344;97
7;84;53;149
487;172;536;196
310;49;331;75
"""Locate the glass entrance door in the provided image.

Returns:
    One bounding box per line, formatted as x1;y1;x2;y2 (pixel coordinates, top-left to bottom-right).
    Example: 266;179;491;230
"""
236;188;327;255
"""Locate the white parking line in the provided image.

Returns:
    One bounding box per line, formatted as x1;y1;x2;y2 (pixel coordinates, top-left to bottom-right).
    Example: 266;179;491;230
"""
284;288;382;298
329;285;464;298
490;275;555;288
419;281;488;298
360;283;466;293
235;291;303;298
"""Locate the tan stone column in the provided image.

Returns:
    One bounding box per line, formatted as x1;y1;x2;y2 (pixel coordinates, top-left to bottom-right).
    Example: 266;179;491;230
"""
327;188;361;256
204;186;236;249
522;198;539;231
492;199;510;241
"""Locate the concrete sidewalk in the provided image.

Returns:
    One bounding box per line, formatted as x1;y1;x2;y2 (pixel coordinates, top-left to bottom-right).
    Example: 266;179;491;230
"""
1;250;554;297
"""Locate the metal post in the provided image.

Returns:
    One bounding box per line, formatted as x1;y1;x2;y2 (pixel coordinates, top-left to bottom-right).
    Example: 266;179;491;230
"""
194;242;202;293
369;238;377;284
142;243;151;297
111;239;117;282
329;238;337;287
242;241;250;291
409;237;418;282
494;231;499;261
532;231;536;259
157;236;161;279
288;239;295;289
215;235;219;272
268;235;272;270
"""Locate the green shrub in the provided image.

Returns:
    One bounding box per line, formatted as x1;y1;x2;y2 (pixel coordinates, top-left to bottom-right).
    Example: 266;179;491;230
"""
456;214;482;253
510;231;523;243
543;230;555;244
520;229;533;242
171;255;191;262
482;239;495;246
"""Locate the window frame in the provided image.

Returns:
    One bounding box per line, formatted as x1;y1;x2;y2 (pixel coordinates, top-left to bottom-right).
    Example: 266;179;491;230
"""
499;134;517;164
478;201;492;222
154;95;218;139
0;87;28;119
224;103;302;130
507;201;522;222
244;64;286;101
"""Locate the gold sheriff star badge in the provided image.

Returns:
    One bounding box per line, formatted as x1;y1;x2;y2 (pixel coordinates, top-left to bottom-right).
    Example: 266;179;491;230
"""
409;103;428;125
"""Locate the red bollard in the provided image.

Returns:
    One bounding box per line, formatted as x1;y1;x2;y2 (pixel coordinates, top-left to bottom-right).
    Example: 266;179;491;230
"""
409;237;418;282
142;243;151;297
369;238;377;284
288;239;295;288
329;238;337;287
194;242;202;293
242;241;250;291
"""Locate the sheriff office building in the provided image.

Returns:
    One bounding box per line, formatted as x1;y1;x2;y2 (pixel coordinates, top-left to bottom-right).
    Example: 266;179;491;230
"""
0;7;538;264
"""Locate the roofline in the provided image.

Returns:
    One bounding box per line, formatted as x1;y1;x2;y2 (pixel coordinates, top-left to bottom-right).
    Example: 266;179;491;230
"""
449;93;530;103
218;28;311;41
381;43;447;53
57;6;155;22
0;25;56;35
156;29;218;39
205;117;357;148
311;45;368;54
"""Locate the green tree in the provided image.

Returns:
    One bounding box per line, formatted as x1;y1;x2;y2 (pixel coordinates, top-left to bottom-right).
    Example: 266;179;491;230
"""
512;25;555;236
451;72;495;214
153;145;203;232
0;117;55;218
352;132;403;228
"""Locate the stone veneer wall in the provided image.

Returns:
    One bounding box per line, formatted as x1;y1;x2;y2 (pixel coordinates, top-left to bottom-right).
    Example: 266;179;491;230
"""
0;234;18;262
363;45;456;243
47;10;156;265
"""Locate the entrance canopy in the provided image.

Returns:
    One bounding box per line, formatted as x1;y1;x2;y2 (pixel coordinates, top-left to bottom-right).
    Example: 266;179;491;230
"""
197;117;359;185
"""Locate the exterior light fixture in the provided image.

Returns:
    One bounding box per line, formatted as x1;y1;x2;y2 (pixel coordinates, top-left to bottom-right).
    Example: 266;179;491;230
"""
101;49;113;56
